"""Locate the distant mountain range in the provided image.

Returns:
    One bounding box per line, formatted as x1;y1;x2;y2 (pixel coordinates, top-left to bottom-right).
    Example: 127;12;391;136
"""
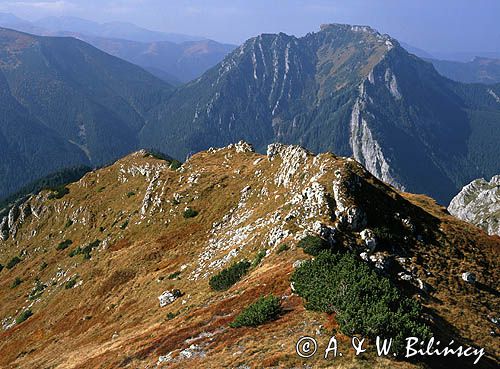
64;34;236;85
428;57;500;85
0;13;204;43
0;13;236;84
401;42;500;84
0;24;499;205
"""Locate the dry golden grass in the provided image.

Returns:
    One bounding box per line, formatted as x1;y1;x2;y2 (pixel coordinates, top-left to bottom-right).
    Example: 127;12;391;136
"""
0;147;497;369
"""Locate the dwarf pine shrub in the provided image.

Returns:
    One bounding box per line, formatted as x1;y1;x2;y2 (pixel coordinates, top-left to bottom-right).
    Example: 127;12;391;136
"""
209;260;251;291
230;295;282;328
291;251;431;351
11;277;22;288
170;160;182;170
65;276;78;289
251;249;267;268
183;208;198;218
276;244;290;254
56;239;73;251
297;235;329;256
6;256;21;269
16;309;33;324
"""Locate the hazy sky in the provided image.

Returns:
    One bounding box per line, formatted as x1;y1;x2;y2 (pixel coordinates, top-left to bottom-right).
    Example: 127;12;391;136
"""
1;0;499;53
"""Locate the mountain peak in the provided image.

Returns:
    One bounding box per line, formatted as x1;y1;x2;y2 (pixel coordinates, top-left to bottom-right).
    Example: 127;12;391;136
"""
318;22;396;42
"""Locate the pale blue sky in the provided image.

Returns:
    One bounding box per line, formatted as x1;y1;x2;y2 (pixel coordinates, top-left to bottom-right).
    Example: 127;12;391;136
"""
1;0;498;53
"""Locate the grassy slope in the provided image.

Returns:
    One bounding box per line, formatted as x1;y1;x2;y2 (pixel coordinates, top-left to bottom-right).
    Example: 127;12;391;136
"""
0;146;498;368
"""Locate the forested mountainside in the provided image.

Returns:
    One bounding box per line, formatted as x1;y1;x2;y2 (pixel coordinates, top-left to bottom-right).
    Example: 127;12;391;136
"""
0;27;173;199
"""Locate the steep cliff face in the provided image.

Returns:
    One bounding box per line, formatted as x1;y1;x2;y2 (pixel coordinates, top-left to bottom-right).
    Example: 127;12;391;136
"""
0;143;498;368
448;175;500;236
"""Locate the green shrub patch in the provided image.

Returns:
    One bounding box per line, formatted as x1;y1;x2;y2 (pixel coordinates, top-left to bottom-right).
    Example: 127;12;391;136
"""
209;260;251;291
29;280;47;300
183;208;199;218
170;160;182;170
297;235;329;256
16;309;33;324
230;295;282;328
56;239;73;251
251;249;267;268
6;256;21;269
291;251;431;351
65;276;78;289
69;240;100;259
11;277;22;288
276;244;290;254
168;271;181;280
47;186;69;199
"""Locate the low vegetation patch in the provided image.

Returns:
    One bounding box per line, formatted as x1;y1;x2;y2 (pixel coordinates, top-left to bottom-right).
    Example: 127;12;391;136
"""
168;271;181;280
166;311;180;320
47;185;69;200
0;263;4;272
69;240;100;259
291;251;431;351
183;208;199;219
65;276;79;289
276;244;290;254
169;160;182;170
209;260;251;291
56;239;73;251
372;227;401;247
297;235;329;256
144;150;169;161
6;256;21;270
64;219;73;228
11;277;23;288
29;279;47;300
251;249;267;268
230;295;282;328
16;309;33;324
126;191;135;198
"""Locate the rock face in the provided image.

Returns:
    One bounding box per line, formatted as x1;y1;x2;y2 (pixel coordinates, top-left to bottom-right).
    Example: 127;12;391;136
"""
462;272;477;284
448;175;500;236
158;290;182;307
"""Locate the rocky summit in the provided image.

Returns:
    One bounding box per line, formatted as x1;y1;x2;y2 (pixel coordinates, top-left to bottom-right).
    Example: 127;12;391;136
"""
0;143;498;368
448;175;500;236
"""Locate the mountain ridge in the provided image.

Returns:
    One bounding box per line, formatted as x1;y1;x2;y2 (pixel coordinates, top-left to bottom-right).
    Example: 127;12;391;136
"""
0;142;498;368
